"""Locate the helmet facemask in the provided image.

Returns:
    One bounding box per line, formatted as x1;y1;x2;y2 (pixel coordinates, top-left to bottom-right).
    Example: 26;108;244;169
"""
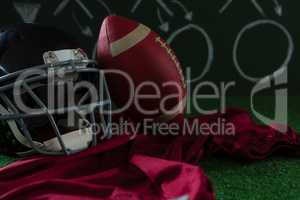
0;49;112;156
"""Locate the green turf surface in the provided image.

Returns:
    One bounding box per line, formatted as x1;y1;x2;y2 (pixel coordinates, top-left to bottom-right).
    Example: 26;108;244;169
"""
199;96;300;200
0;96;299;199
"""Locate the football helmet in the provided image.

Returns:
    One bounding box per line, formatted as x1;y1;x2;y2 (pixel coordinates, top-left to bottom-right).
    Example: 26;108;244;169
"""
0;23;112;156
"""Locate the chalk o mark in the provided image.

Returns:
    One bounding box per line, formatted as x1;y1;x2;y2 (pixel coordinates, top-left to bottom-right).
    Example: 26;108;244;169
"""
167;24;214;83
233;20;294;82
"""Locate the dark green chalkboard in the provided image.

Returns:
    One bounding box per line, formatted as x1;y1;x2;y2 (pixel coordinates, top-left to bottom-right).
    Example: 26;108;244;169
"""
0;0;298;95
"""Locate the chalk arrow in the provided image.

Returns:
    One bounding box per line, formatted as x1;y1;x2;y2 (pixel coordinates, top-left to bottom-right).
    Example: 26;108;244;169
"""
72;12;93;37
251;0;266;17
157;8;169;32
81;27;93;37
171;0;193;21
156;0;174;17
74;0;94;19
131;0;142;13
97;0;113;15
13;2;41;23
160;23;169;32
273;0;282;16
131;0;174;17
185;12;193;21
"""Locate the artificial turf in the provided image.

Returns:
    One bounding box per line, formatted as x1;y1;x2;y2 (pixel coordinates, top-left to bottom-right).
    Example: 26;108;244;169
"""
199;96;300;200
0;96;299;199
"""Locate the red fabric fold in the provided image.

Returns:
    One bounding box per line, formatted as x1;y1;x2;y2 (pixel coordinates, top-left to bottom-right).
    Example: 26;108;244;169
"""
0;108;299;200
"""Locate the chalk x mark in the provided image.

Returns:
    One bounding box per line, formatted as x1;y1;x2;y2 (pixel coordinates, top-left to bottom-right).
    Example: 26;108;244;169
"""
219;0;233;14
54;0;93;19
54;0;70;16
131;0;142;13
13;2;41;23
131;0;173;16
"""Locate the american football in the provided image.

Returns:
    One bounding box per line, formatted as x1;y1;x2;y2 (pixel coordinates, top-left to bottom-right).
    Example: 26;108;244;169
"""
97;15;186;122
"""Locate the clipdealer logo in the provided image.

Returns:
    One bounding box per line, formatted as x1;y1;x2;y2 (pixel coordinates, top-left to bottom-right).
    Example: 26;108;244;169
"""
233;20;293;133
250;67;288;133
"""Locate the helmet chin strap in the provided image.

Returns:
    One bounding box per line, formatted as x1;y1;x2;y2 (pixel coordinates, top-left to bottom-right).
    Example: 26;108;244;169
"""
43;127;93;152
0;103;94;153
